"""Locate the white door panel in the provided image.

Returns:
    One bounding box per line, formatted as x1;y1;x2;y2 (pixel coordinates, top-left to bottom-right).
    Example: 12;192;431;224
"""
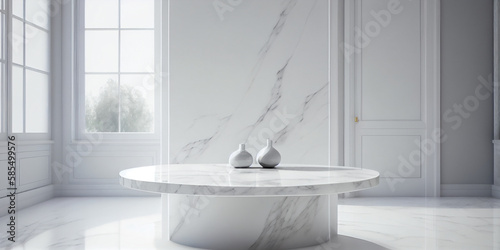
360;0;422;121
361;135;422;178
358;0;422;123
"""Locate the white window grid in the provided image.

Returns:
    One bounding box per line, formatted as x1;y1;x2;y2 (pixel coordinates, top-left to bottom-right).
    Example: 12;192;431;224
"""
0;0;5;135
75;0;161;141
6;0;50;139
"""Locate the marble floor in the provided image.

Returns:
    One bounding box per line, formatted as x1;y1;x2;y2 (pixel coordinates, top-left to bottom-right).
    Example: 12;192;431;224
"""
0;197;499;250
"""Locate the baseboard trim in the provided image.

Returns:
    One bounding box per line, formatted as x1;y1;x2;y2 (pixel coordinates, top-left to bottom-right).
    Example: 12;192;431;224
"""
441;184;492;197
0;185;54;217
493;185;500;198
54;184;159;197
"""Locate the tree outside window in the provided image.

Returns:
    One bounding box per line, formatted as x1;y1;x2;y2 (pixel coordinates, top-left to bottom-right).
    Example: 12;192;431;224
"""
83;0;157;133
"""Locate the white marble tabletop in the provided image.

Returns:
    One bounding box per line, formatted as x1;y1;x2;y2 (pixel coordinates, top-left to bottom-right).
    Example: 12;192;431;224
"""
119;164;379;196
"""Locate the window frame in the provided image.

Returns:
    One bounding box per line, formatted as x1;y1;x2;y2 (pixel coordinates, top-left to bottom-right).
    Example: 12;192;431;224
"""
6;0;51;140
0;0;5;137
74;0;162;142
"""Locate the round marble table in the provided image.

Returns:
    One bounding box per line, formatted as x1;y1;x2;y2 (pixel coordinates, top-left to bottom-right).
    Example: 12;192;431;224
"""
120;164;379;250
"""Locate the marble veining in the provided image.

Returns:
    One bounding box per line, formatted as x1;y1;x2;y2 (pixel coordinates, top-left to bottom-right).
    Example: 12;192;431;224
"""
258;1;297;57
119;164;380;196
245;58;289;136
249;196;322;249
169;0;329;164
172;115;232;164
275;82;329;143
167;194;329;250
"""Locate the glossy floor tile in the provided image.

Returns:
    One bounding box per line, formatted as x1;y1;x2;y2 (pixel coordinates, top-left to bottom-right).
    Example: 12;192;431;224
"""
0;197;499;250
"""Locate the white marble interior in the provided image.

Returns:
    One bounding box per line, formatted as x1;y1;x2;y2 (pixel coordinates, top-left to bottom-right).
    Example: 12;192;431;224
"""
1;197;499;250
119;164;379;196
168;0;329;165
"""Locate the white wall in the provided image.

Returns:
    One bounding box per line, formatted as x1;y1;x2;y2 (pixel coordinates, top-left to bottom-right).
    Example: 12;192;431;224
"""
441;0;494;190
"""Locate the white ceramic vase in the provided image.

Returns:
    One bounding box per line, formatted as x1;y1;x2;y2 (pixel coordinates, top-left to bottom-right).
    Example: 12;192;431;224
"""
256;139;281;168
229;144;253;168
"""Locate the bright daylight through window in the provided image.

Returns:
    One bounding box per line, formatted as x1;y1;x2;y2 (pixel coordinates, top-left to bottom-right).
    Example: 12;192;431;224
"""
83;0;156;133
11;0;50;134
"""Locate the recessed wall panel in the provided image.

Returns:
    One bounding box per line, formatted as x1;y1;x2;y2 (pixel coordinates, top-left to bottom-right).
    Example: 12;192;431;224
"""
19;156;50;185
361;135;421;178
0;160;6;190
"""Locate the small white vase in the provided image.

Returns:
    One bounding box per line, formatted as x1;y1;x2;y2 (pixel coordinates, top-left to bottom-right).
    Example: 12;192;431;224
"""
229;144;253;168
256;139;281;168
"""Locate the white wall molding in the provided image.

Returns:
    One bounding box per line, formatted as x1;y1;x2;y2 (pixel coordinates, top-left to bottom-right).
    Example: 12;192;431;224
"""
441;184;493;197
330;0;345;166
425;0;441;197
0;185;54;217
493;141;500;198
54;184;159;197
493;185;500;198
493;0;500;198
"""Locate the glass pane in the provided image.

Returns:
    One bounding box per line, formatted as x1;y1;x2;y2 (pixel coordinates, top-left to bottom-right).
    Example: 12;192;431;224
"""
13;0;23;18
12;66;24;133
120;74;154;132
25;70;48;133
0;14;3;60
85;0;118;28
25;24;49;71
0;63;2;131
85;30;118;72
85;74;119;132
121;0;154;28
120;30;154;72
26;0;50;29
12;18;23;65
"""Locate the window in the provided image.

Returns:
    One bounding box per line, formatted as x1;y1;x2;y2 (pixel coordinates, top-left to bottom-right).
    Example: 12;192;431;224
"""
77;0;160;136
0;1;4;134
10;0;50;135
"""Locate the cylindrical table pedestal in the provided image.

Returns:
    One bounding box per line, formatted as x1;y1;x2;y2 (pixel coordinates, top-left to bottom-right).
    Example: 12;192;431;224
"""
163;194;338;250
